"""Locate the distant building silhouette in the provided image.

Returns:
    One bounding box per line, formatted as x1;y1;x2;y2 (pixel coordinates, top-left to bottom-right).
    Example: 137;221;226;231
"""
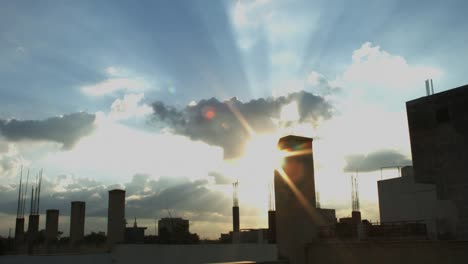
158;217;198;244
70;201;85;245
45;209;59;244
107;189;126;245
406;84;468;239
125;218;147;244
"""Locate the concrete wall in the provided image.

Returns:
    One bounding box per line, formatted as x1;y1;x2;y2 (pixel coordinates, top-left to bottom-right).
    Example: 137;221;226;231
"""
112;244;277;264
406;84;468;238
378;166;458;239
305;241;468;264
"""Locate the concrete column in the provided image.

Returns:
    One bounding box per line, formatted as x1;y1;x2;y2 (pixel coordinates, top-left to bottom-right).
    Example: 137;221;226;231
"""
14;218;25;246
108;189;125;245
70;201;85;245
233;206;240;232
27;214;39;243
274;135;320;264
45;209;59;243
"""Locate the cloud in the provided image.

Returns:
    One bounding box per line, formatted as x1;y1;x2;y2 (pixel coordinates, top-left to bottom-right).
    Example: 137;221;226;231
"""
81;77;147;97
151;91;332;159
208;171;233;185
344;149;412;173
0;173;234;235
334;42;442;93
0;140;26;180
0;112;96;149
109;93;153;121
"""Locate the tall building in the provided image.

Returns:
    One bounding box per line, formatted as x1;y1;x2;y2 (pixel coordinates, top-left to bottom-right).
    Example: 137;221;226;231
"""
274;135;318;264
70;201;86;245
108;189;126;245
45;209;59;243
406;84;468;239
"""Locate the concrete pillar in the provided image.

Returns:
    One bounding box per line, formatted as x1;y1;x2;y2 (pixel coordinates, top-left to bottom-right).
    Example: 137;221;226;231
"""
27;214;39;243
274;135;320;264
268;210;276;243
70;201;85;245
14;217;25;246
45;209;59;243
233;206;240;232
108;189;125;245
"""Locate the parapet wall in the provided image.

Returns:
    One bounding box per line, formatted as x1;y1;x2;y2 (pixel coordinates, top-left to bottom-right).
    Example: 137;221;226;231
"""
306;241;468;264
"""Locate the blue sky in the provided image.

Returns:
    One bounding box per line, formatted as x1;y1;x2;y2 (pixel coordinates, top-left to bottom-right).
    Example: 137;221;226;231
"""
1;0;467;238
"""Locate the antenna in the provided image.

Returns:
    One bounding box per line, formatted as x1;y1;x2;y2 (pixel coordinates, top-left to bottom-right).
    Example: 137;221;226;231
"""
425;79;435;96
30;187;34;216
351;172;360;212
316;191;321;209
16;167;23;218
430;79;434;94
425;80;430;96
36;169;42;215
22;170;29;217
268;183;275;211
233;180;239;207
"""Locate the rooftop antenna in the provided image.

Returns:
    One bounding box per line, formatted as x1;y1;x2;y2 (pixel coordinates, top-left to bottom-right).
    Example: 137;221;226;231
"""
16;167;23;218
425;80;430;96
268;183;275;211
425;79;435;96
431;79;435;94
21;169;29;217
351;171;360;212
36;169;43;215
316;191;321;209
233;180;239;207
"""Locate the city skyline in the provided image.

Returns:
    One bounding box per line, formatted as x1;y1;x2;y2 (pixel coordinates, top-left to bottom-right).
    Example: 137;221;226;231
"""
2;0;468;239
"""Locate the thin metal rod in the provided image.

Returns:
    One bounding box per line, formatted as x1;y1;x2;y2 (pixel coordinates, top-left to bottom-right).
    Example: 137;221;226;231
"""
16;166;23;218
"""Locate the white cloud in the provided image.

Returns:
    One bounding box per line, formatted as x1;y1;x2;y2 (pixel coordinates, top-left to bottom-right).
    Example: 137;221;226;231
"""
109;93;153;121
335;42;442;93
81;77;147;97
105;66;121;77
0;139;28;180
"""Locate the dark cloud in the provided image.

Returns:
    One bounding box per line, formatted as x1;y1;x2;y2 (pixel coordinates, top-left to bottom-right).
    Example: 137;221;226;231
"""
0;112;96;149
344;149;412;172
152;91;333;158
0;174;234;224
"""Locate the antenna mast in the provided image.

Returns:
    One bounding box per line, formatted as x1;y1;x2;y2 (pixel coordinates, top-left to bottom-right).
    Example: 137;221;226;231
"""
16;167;23;218
351;172;360;212
233;180;239;207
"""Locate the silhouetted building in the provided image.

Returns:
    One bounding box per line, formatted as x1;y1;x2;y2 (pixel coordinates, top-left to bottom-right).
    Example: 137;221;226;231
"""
220;229;269;244
274;135;318;264
27;214;39;244
14;218;25;246
108;189;126;245
378;166;458;239
125;218;146;244
158;217;198;244
406;84;468;239
267;210;276;243
45;209;59;243
70;201;85;245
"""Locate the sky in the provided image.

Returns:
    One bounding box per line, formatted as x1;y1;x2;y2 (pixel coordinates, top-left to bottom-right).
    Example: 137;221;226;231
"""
1;0;468;239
